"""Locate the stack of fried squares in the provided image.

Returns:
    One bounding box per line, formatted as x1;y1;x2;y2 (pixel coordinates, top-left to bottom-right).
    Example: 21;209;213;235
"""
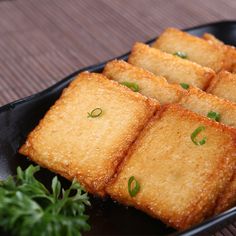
20;28;236;231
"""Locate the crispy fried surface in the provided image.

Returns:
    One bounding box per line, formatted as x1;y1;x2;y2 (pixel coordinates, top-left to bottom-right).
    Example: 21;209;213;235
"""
128;42;215;90
106;104;236;230
19;72;158;195
179;87;236;128
179;88;236;214
202;33;224;46
207;71;236;103
103;60;185;104
203;33;236;72
214;172;236;215
153;28;229;72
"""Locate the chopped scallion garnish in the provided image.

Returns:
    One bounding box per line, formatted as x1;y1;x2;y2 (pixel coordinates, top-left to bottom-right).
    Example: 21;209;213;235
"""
207;111;221;122
87;108;103;118
180;83;189;90
120;81;140;92
174;51;187;59
128;176;140;197
191;126;207;145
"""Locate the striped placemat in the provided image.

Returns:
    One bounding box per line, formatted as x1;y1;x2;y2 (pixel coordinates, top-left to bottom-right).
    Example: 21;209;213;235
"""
0;0;236;105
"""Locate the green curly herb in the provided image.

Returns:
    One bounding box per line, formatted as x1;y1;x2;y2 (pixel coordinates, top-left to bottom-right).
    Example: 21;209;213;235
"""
0;165;90;236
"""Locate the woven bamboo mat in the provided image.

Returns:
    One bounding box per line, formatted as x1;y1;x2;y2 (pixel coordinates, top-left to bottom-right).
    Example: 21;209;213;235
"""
0;0;235;235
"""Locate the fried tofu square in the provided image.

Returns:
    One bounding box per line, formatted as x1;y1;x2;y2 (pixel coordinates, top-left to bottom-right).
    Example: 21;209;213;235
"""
179;88;236;213
152;28;229;72
207;71;236;103
128;42;215;90
214;172;236;215
103;60;185;105
19;72;158;195
202;33;224;46
106;104;236;230
179;87;236;128
203;33;236;72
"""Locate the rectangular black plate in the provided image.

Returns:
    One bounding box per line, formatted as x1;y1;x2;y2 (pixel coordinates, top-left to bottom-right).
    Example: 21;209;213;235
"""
0;21;236;236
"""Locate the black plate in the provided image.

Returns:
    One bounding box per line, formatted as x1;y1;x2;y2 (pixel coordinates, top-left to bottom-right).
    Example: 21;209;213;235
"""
0;21;236;236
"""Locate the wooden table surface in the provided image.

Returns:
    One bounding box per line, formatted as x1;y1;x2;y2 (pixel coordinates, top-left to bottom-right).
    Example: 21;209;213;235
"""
1;0;236;106
0;0;236;235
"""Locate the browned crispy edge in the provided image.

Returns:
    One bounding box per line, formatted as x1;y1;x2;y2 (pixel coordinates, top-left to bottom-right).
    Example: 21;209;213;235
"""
183;86;236;110
128;42;216;91
180;87;236;216
153;28;230;72
106;104;236;229
214;171;236;215
203;33;236;72
103;59;186;102
205;72;221;93
19;72;160;196
206;71;233;93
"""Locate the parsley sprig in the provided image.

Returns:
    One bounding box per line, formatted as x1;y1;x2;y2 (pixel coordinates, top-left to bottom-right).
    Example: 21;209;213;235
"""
0;165;90;236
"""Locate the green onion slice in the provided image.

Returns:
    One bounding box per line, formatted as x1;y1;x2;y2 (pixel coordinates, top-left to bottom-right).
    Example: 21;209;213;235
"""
174;51;187;59
87;108;103;118
191;126;207;145
207;111;221;122
120;81;140;92
128;176;140;197
180;83;189;90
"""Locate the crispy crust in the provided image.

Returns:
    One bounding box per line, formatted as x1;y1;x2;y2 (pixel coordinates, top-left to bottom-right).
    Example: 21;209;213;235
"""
179;86;236;128
232;65;236;73
179;88;236;214
103;59;186;104
214;171;236;215
207;71;236;103
106;104;236;230
206;72;221;93
153;28;229;72
128;42;215;90
203;33;236;72
19;72;159;195
202;33;224;46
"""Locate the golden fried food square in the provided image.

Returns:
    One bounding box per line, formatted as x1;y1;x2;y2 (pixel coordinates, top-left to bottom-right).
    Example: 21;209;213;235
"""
202;33;224;46
19;72;158;195
207;71;236;103
203;33;236;72
103;59;185;104
128;42;215;90
179;87;236;214
214;172;236;215
106;104;236;230
153;28;229;72
179;87;236;128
